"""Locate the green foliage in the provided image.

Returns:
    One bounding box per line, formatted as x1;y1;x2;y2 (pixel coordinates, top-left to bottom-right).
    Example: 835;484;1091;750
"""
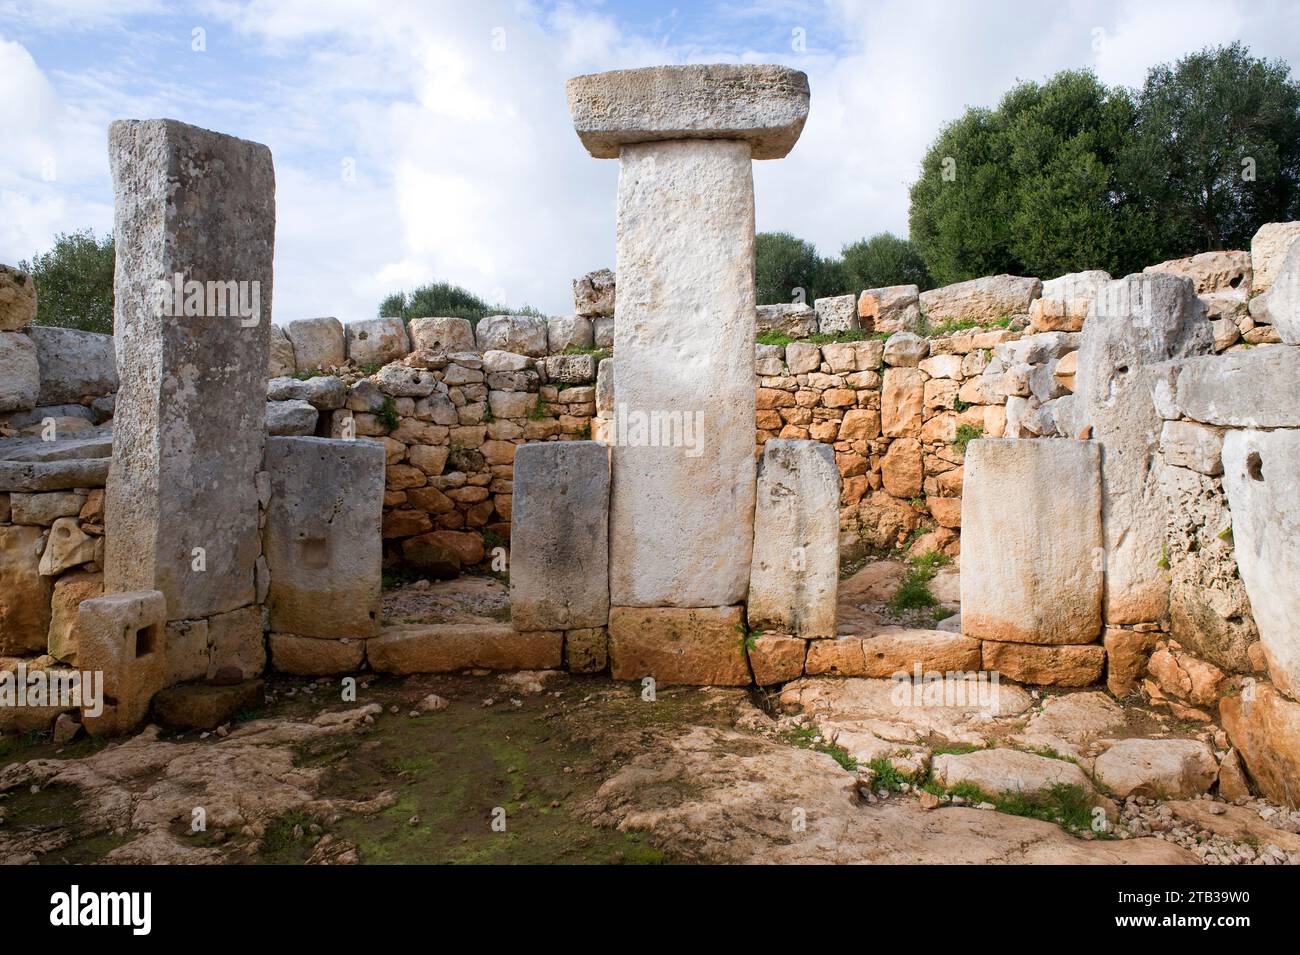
19;229;115;334
379;281;543;327
952;424;984;454
909;46;1300;284
755;231;844;305
841;232;932;291
563;344;606;360
377;396;400;432
756;330;793;347
781;723;858;772
866;758;914;792
1122;42;1300;256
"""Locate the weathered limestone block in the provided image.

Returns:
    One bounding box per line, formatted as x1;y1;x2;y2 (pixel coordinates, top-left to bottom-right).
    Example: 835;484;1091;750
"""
1094;738;1218;798
882;332;928;367
268;633;365;676
814;294;858;335
375;363;438;397
78;589;166;735
404;316;470;352
857;284;920;333
1256;239;1300;344
164;618;209;685
0;524;52;654
0;331;40;412
1251;221;1300;294
265;399;318;436
1221;681;1300;807
857;629;982;677
151;679;264;731
593;316;614;351
265;436;384;640
543;353;598;383
933;749;1096;796
748;633;807;684
39;517;96;576
286;317;345;371
572;269;616;317
345;317;410;366
606;139;757;606
784;341;820;374
268;323;296;377
563;627;608;674
47;570;103;664
880;436;922;498
881;367;923;437
1144;250;1252;295
566;64;809;160
607;606;750;685
105;119;273;621
747;440;838;637
366;624;562;673
1159;420;1224;476
961;439;1102;644
1155;347;1300;427
509;442;609;632
0;264;37;330
1029;270;1111;332
756;303;816;339
1104;627;1159;697
547;314;594;353
1158;464;1257;671
9;490;86;526
1075;273;1213;624
24;326;118;404
1221;429;1300;698
475;315;547;357
981;641;1105;687
920;275;1041;326
206;605;265;679
267;374;346;410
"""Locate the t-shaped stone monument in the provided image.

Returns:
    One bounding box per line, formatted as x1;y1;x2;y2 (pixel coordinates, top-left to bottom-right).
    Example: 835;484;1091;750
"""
566;65;809;623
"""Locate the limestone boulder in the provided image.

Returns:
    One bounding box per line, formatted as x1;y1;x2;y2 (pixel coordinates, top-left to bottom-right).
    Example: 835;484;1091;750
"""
1254;237;1300;344
345;317;409;366
961;439;1102;645
1221;429;1300;697
882;332;928;367
39;517;96;575
24;326;117;404
572;269;616;317
814;294;858;335
374;363;438;397
367;624;561;673
747;440;839;637
408;317;475;352
0;524;53;654
608;605;750;685
151;679;264;731
1029;270;1111;333
1220;681;1300;807
1249;221;1300;294
920;275;1041;326
748;633;807;685
566;64;809;160
0;331;40;412
1155;347;1300;428
268;633;365;676
857;284;920;333
1094;738;1218;798
268;323;296;377
981;641;1105;687
267;374;346;410
78;589;167;735
475;315;547;357
756;303;816;339
286;317;345;372
547;315;594;353
1144;250;1252;295
0;264;37;330
931;748;1096;796
265;399;318;436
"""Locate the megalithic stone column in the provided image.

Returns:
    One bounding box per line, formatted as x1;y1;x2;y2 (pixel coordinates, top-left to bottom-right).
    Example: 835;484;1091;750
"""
566;65;809;608
105;120;274;621
1073;273;1213;625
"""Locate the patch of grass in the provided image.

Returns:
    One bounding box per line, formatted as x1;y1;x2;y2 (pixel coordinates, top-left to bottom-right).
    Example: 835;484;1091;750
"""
807;329;868;344
952;423;983;455
354;363;382;377
263;809;314;855
564;344;607;362
888;573;939;615
953;397;972;412
756;330;793;347
293;367;329;380
376;396;400;432
923;318;980;337
528;398;548;421
995;784;1096;833
780;723;858;772
930;742;983;757
866;758;913;792
990;314;1013;328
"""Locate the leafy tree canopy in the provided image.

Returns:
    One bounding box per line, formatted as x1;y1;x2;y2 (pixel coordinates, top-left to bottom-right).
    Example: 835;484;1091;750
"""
19;229;115;334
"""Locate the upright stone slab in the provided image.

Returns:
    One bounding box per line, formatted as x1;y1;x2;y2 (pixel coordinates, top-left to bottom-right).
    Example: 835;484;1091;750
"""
747;439;839;637
509;441;609;632
1222;429;1300;699
961;439;1103;645
567;64;808;607
264;436;384;639
1073;273;1213;624
105;119;274;621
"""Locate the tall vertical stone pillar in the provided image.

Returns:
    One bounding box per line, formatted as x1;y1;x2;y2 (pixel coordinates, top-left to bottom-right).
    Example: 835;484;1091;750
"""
105;120;275;622
566;65;809;616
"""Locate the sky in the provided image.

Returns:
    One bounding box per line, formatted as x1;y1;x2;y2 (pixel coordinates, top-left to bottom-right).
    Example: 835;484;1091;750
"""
2;0;1299;321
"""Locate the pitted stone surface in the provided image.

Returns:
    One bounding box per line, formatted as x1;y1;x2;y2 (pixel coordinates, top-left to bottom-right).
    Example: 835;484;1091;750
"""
509;441;609;632
105;119;274;621
25;326;118;404
566;64;809;160
961;439;1103;645
607;140;758;606
264;437;384;640
748;439;839;637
